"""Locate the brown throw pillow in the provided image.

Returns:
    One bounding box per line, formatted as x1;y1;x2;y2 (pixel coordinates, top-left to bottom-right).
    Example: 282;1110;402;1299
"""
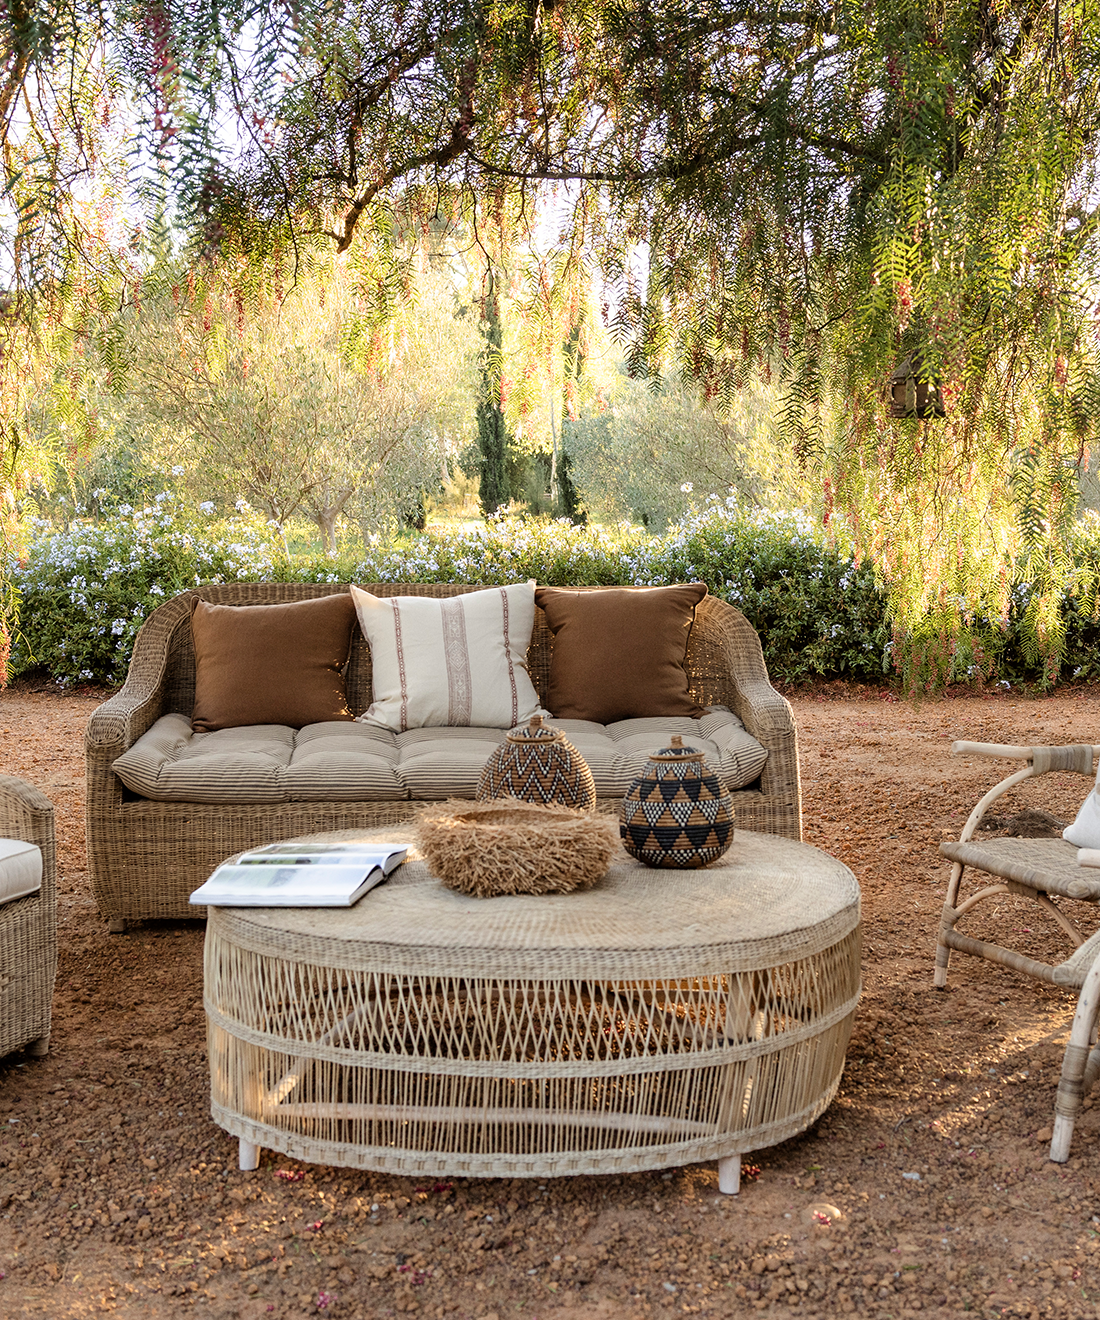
535;583;708;723
190;594;356;732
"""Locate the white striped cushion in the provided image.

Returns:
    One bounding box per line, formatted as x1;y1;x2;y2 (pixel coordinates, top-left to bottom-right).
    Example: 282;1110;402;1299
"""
112;711;767;804
351;583;547;732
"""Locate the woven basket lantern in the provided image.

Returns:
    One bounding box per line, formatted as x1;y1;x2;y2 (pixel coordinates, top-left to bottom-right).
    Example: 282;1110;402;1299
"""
477;715;596;811
417;798;618;898
619;735;735;869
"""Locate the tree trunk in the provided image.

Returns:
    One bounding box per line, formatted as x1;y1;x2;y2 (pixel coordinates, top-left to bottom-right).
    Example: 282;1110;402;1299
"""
476;268;510;516
316;508;339;554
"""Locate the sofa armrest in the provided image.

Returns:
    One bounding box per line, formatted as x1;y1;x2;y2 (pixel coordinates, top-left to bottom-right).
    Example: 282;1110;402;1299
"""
732;673;801;795
85;592;196;757
0;775;57;907
698;597;802;832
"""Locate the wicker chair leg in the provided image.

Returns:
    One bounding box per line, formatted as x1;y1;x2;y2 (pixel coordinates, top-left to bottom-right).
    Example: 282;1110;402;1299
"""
25;1034;49;1058
933;940;951;990
239;1139;260;1171
718;1155;740;1195
1051;959;1100;1163
108;919;127;935
934;862;965;989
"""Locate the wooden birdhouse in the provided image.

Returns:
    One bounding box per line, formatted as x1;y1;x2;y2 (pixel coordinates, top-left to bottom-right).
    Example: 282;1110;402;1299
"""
890;353;945;419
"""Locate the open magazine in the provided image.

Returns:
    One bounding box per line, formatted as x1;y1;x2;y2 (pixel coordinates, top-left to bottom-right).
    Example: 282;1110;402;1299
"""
189;842;409;908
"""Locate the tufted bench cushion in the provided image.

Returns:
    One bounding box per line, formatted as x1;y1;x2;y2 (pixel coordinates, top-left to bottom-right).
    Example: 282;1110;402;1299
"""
111;710;768;805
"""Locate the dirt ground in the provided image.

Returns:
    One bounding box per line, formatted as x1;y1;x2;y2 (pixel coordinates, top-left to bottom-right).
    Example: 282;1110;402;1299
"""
3;681;1100;1320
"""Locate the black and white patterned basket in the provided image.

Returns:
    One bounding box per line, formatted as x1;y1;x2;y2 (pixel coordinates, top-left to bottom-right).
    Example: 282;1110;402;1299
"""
619;735;735;868
477;716;597;812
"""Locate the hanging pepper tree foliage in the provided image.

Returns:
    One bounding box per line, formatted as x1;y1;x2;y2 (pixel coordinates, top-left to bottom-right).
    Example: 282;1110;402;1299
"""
0;3;142;673
3;0;1100;682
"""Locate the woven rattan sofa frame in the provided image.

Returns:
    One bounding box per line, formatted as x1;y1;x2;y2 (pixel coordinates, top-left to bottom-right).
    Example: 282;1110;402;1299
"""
0;775;57;1059
86;582;801;930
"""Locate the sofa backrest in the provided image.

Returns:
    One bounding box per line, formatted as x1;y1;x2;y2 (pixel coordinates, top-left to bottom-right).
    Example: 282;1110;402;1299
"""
151;582;742;718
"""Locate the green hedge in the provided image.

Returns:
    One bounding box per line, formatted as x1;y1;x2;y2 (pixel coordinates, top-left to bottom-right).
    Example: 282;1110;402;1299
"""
12;498;1100;690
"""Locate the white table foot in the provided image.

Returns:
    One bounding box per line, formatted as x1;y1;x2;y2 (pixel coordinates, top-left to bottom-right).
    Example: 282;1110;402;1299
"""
718;1155;740;1195
1050;1113;1074;1163
239;1139;260;1171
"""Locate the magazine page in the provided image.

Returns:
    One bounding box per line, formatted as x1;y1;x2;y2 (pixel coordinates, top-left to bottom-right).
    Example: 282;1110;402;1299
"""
190;863;386;907
239;843;408;874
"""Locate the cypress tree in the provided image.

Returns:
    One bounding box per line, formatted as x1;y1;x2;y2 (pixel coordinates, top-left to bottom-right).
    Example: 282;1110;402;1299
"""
476;271;509;516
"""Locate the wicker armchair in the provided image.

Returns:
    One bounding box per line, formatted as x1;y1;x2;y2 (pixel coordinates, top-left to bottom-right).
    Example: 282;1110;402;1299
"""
0;775;57;1059
86;582;802;929
934;740;1100;1162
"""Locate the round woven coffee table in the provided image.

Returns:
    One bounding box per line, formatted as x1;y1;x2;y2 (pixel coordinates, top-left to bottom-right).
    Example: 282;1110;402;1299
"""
204;829;860;1193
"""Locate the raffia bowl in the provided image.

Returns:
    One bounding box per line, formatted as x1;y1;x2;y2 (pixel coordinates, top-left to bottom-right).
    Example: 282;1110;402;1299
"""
416;798;619;898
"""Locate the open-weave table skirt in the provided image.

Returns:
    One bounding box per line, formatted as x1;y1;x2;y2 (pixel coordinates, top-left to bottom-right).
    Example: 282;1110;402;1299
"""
206;858;860;1177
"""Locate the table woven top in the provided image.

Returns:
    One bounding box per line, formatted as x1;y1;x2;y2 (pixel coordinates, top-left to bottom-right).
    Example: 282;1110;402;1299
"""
207;829;859;980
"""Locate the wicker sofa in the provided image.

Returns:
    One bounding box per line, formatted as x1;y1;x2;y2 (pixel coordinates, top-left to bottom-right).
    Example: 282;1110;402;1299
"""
86;582;802;930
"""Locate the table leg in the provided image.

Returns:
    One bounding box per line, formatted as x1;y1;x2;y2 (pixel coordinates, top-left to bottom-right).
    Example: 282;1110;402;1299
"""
718;1155;740;1195
239;1139;260;1171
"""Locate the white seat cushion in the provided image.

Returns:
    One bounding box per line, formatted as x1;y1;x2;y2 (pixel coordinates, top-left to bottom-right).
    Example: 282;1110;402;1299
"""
112;710;768;804
1065;766;1100;849
0;839;42;905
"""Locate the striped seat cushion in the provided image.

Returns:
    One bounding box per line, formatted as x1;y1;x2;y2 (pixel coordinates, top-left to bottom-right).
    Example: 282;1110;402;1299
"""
112;711;767;804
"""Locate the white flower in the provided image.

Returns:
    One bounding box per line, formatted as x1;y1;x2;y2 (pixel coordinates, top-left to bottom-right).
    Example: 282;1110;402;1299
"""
199;501;215;515
235;499;250;513
171;465;184;476
680;482;693;493
119;504;133;515
111;618;127;635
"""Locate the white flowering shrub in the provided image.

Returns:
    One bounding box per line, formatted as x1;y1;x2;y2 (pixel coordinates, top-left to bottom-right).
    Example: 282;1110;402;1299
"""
20;490;1100;690
12;503;896;686
305;508;889;683
12;499;279;685
636;503;891;682
346;515;647;587
57;496;1100;688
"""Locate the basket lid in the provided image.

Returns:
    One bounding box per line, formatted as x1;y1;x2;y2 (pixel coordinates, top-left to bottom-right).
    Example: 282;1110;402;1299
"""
505;714;564;745
648;734;705;763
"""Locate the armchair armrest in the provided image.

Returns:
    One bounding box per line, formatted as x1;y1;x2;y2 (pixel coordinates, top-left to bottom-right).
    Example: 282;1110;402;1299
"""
953;741;1097;772
949;742;1096;843
0;775;56;904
